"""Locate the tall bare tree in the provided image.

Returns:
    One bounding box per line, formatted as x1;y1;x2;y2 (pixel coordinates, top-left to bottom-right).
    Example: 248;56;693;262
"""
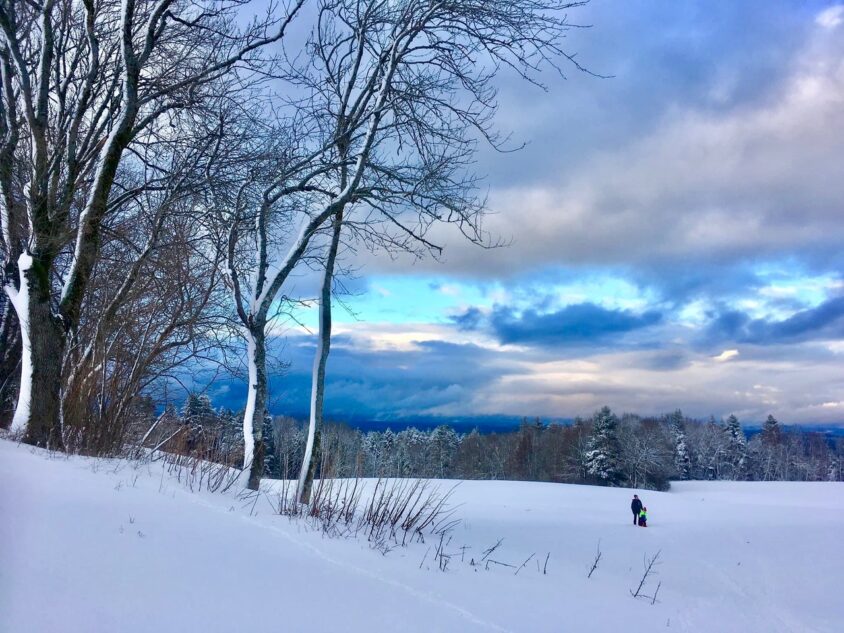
292;0;592;501
0;0;304;447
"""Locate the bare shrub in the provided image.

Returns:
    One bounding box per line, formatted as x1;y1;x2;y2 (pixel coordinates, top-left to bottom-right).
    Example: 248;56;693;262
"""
277;476;459;554
630;550;662;601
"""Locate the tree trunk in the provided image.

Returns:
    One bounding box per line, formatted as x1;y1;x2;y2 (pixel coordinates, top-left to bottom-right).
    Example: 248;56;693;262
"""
244;325;268;490
297;211;343;504
0;291;21;429
8;252;65;448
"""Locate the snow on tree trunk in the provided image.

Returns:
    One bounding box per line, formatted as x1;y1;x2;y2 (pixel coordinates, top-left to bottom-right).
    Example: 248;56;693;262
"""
296;334;325;504
243;327;268;490
5;252;32;436
6;252;64;448
297;212;342;505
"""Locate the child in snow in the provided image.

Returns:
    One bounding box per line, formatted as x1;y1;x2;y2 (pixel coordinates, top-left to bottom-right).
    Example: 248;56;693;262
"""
638;507;648;527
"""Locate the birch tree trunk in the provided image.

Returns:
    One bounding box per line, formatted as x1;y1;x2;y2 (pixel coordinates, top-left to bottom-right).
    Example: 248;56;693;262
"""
297;210;343;504
228;203;346;490
244;324;269;490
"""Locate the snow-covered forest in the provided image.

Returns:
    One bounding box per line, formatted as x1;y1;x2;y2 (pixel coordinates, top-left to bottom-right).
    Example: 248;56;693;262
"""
149;396;844;490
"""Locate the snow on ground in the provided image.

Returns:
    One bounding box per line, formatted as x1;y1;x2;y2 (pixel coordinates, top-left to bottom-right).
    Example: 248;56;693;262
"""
1;439;843;633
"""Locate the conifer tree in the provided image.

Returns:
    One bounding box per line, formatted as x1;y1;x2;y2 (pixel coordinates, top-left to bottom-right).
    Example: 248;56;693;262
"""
724;414;748;480
262;412;278;477
430;425;459;479
181;393;215;427
669;410;692;480
761;414;781;445
585;406;624;486
381;429;396;477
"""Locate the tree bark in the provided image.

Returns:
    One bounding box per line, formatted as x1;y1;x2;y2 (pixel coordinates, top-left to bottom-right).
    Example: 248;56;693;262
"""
244;325;268;490
0;290;20;429
10;252;65;448
297;210;343;504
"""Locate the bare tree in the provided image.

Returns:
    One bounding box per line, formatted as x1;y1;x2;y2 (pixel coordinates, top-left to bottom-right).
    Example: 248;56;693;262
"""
286;0;592;499
0;0;304;448
296;211;342;502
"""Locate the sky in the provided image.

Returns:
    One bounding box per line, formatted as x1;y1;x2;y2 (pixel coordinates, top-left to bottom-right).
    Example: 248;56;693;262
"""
211;1;844;428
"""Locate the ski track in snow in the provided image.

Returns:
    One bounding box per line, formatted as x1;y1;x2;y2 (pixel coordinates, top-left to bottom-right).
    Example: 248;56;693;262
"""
237;509;513;633
183;491;512;632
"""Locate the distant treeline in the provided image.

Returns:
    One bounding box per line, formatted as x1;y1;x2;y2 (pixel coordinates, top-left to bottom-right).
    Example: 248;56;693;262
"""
146;395;843;491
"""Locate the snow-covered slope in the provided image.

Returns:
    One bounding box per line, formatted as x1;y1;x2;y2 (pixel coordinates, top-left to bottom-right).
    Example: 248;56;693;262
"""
1;439;842;633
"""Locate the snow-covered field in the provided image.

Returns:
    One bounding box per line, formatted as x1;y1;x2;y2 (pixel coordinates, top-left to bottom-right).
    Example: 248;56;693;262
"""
1;439;842;633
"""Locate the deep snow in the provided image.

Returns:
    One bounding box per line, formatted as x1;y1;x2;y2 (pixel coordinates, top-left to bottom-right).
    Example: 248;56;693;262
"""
1;439;842;632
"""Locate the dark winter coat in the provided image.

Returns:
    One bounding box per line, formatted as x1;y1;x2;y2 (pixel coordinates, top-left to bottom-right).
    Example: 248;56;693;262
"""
631;498;643;514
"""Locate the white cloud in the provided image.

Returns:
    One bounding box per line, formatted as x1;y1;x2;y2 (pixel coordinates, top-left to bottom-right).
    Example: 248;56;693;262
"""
432;344;844;423
828;341;844;354
332;321;497;352
758;286;798;299
437;283;462;297
816;5;844;28
713;349;739;362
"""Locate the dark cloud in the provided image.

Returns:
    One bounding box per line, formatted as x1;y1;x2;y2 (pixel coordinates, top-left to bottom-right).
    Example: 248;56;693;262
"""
477;1;818;187
706;296;844;345
246;337;517;420
195;322;844;425
451;307;484;331
454;302;662;347
636;349;693;372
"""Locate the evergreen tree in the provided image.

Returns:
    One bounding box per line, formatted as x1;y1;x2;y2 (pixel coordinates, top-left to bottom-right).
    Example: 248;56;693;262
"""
761;414;781;445
724;414;748;480
163;401;178;420
404;427;430;476
217;408;240;459
181;393;215;427
363;431;382;475
380;429;396;476
585;406;624;486
828;459;840;482
429;425;459;478
668;409;692;480
262;412;278;477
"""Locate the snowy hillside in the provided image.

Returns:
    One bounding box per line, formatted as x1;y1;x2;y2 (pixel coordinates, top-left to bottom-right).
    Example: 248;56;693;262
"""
1;439;842;633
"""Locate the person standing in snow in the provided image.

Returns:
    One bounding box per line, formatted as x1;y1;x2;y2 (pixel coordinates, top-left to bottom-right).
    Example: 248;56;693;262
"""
631;494;643;525
638;507;648;527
